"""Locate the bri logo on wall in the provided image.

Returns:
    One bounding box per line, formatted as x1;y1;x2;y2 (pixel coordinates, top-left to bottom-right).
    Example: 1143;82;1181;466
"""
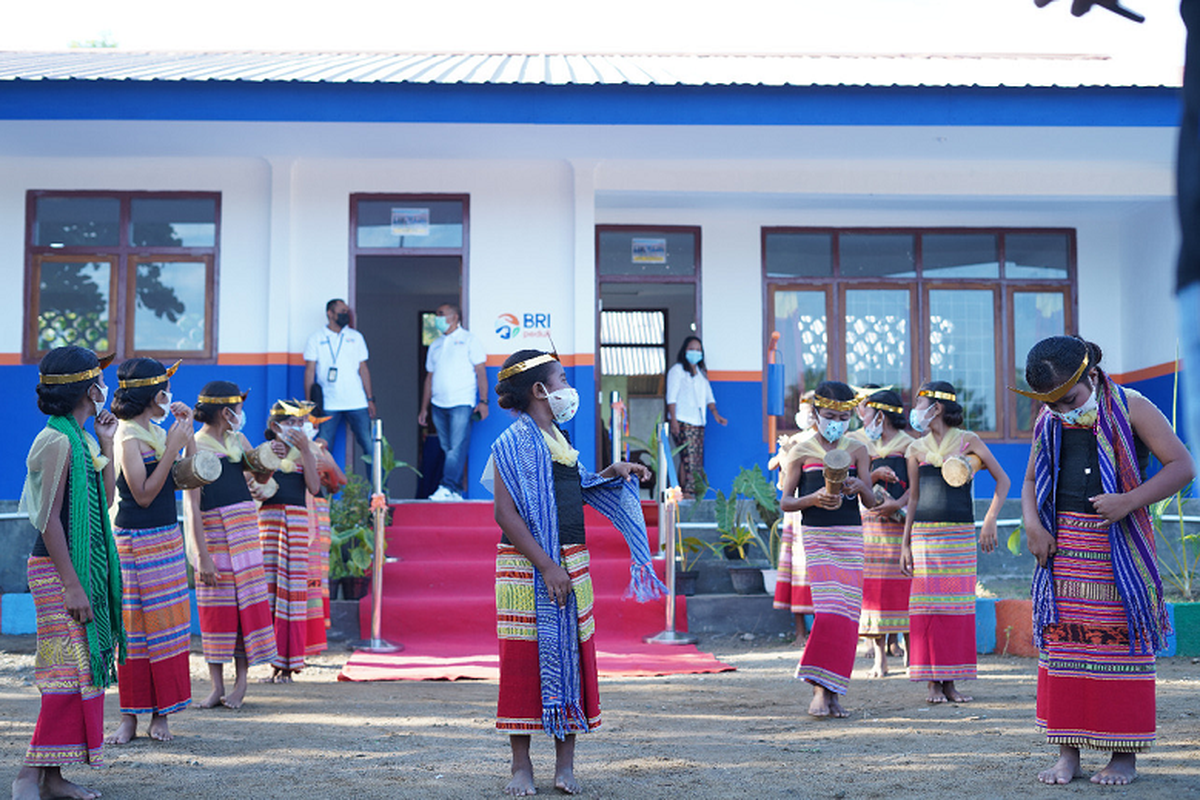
495;312;552;341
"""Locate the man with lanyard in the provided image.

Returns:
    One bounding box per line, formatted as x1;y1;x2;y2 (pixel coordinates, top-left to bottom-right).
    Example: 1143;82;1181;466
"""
303;299;376;466
418;302;487;500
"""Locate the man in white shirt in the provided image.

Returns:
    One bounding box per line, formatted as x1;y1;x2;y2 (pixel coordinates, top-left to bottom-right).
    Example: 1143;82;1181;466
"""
304;298;376;462
417;303;487;501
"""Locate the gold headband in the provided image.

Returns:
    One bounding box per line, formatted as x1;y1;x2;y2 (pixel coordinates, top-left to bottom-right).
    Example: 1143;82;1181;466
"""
498;353;557;383
274;399;315;417
118;359;181;389
1009;354;1090;403
38;353;116;385
812;395;859;413
197;391;248;405
866;401;904;415
918;389;957;403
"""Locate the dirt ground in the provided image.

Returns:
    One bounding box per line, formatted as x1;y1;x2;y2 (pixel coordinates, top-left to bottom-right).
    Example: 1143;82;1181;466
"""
1;633;1197;800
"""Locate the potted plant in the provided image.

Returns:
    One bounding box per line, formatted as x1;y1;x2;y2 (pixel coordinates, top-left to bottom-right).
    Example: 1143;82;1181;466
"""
713;465;783;594
625;414;686;491
713;489;766;594
329;474;380;600
675;535;707;596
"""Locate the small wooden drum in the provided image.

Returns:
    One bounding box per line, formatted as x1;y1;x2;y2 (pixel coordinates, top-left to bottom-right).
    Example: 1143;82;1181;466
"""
942;453;983;488
172;451;222;490
243;442;282;474
871;484;906;522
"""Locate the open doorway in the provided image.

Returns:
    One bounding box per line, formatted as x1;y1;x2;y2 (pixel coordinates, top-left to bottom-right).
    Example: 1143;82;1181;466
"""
597;282;698;480
354;255;461;498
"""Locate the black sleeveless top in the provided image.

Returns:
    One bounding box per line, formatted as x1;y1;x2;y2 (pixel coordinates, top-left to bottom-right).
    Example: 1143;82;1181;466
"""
114;453;178;529
911;464;974;523
797;466;861;527
500;461;586;546
872;455;908;501
1056;426;1151;515
30;471;75;558
267;470;309;508
200;455;254;511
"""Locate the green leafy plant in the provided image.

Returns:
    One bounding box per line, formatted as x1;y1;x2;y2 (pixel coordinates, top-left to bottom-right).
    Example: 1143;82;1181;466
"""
713;465;783;567
360;433;422;485
1006;524;1024;557
1149;349;1199;601
329;474;382;579
625;415;686;485
676;535;708;573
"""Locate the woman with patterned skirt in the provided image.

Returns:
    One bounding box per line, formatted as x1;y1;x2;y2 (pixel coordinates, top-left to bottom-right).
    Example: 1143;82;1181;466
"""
779;381;877;718
901;381;1009;705
186;381;278;709
14;347;123;800
1018;337;1191;786
305;419;345;657
258;399;321;682
106;358;204;745
850;388;913;678
771;395;817;644
487;349;664;796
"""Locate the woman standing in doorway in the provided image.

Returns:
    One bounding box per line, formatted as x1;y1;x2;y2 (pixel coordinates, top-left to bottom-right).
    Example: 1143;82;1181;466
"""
666;336;727;499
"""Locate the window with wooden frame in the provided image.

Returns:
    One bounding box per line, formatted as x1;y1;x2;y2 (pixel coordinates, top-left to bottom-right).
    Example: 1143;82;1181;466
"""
25;191;220;362
764;228;1075;441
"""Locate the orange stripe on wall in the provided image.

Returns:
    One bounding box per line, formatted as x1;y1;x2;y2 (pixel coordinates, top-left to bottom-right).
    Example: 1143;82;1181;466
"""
1110;361;1178;384
0;353;21;366
708;370;762;382
217;352;305;366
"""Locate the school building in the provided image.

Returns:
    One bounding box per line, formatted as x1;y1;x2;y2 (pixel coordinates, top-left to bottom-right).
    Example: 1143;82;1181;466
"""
0;50;1186;505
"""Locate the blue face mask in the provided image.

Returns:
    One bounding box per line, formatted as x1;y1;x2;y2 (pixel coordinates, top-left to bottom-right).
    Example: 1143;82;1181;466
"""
685;350;703;366
434;316;450;334
909;405;933;433
818;417;847;443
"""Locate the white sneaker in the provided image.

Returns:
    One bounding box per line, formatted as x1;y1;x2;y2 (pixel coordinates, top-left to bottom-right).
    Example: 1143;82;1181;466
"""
447;490;464;501
429;486;452;501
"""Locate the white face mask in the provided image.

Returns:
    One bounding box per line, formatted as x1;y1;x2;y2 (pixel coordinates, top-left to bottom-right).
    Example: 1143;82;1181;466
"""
92;383;108;415
543;385;580;424
302;421;317;440
1053;385;1099;427
157;391;173;421
817;416;847;443
864;413;884;441
909;404;935;434
226;408;245;433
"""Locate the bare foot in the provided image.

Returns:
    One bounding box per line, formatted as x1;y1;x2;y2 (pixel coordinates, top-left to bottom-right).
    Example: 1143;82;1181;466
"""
148;714;172;742
1091;753;1137;785
942;681;973;703
11;766;40;800
807;684;838;718
827;694;849;718
1038;747;1084;785
888;636;905;659
198;685;224;709
104;714;137;745
505;765;536;796
926;681;948;704
222;676;248;709
868;640;888;678
276;669;295;684
554;767;580;795
40;768;101;799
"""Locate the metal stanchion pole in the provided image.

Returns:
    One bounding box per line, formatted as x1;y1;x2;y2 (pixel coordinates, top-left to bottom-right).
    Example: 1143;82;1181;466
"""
364;418;400;653
645;421;697;645
610;391;623;467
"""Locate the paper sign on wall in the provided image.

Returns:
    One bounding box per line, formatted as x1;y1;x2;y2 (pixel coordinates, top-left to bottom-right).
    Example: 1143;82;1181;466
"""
391;207;430;236
632;238;666;264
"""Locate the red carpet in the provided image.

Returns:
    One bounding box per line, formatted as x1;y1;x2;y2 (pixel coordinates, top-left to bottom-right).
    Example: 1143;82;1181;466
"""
338;501;732;681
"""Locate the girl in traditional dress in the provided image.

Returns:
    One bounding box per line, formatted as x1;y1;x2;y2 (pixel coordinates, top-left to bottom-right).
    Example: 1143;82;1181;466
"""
665;336;727;498
14;346;123;800
305;414;345;658
1019;337;1191;786
258;399;321;682
779;381;877;718
186;381;279;708
106;358;205;745
901;380;1009;704
851;388;913;677
485;349;664;796
772;391;817;645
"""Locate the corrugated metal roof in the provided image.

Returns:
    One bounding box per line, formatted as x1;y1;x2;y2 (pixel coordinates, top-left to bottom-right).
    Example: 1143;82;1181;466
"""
0;50;1181;88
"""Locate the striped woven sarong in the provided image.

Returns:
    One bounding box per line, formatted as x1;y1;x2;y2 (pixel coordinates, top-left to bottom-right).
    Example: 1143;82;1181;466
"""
496;543;601;734
858;511;911;636
773;511;814;613
196;500;277;666
795;525;864;695
305;494;331;656
259;504;309;671
24;557;106;768
113;523;192;716
908;521;977;682
1036;511;1156;751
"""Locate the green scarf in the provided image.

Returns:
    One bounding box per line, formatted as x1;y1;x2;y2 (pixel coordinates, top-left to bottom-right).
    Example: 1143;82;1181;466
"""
47;415;125;688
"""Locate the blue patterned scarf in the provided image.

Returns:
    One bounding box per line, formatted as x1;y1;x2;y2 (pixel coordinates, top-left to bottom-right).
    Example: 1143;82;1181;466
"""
491;413;667;739
1030;374;1169;654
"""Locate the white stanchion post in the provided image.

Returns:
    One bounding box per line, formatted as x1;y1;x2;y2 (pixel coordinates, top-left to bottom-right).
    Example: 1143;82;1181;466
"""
645;421;697;645
364;417;400;653
610;391;623;466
